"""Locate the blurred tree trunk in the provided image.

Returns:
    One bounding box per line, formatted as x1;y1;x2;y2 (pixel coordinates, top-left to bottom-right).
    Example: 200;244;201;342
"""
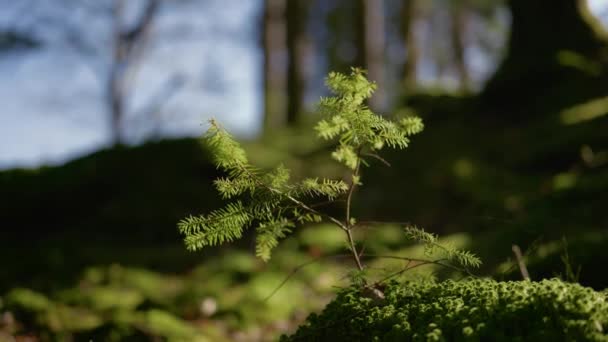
450;1;470;92
361;0;386;111
262;0;287;131
286;0;310;125
354;0;366;70
325;0;364;73
108;0;159;145
430;7;449;84
401;0;420;90
482;0;608;117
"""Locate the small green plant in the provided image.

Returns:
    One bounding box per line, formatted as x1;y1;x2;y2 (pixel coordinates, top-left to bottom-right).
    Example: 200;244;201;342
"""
178;68;480;287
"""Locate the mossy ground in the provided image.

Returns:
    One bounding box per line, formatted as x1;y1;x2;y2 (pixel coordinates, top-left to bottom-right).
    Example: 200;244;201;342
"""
285;279;608;341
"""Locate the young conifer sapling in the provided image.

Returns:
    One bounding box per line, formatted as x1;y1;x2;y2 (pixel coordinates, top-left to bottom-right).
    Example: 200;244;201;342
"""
178;68;480;291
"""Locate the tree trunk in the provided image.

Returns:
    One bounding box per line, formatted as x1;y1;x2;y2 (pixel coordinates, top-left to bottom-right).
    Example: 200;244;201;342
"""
481;0;608;117
286;0;309;125
108;66;125;145
107;0;159;145
362;0;386;111
450;1;470;92
401;0;419;90
325;0;365;73
262;0;287;131
430;8;449;84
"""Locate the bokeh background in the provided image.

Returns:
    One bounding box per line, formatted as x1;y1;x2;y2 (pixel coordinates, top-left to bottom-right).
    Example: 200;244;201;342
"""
1;0;608;341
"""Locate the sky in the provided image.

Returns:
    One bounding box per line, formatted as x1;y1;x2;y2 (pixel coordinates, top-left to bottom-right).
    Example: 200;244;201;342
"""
0;0;262;169
591;0;608;17
1;0;608;170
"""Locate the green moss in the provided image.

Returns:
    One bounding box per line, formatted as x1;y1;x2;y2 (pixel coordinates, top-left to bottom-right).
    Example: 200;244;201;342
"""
6;288;52;312
285;279;608;341
75;287;144;311
141;309;207;342
5;288;103;333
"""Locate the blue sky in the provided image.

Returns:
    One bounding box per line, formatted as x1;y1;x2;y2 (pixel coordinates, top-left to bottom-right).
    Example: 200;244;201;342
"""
0;0;262;168
1;0;607;169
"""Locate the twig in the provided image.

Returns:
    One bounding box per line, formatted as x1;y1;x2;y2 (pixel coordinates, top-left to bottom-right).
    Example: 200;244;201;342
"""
373;259;440;285
285;194;348;231
262;254;354;302
497;236;543;279
345;230;364;271
361;152;391;167
344;147;364;271
263;253;475;302
363;254;478;278
511;244;530;281
345;148;362;229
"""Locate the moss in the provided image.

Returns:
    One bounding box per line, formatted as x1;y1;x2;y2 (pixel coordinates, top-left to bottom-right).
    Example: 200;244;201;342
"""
5;288;103;333
141;309;207;342
285;279;608;341
6;289;51;312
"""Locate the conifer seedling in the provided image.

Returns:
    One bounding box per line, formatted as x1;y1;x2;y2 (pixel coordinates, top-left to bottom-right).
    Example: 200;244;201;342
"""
178;68;480;290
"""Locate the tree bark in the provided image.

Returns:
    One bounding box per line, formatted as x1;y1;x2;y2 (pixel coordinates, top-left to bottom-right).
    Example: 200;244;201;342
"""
401;0;419;90
325;0;365;73
450;1;470;92
107;0;159;145
286;0;309;125
481;0;608;117
262;0;287;131
362;0;386;111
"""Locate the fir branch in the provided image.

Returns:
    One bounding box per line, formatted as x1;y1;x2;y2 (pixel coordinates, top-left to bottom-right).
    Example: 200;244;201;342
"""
400;116;424;136
213;177;256;199
295;178;349;200
331;144;359;170
178;202;252;251
265;164;291;191
404;226;482;269
205;119;249;170
255;219;294;262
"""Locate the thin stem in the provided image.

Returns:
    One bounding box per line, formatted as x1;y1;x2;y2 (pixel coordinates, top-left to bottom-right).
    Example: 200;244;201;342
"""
347;229;364;270
512;244;530;281
285;194;348;231
344;146;364;270
345;148;362;228
373;260;440;285
364;254;478;278
361;152;391;167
